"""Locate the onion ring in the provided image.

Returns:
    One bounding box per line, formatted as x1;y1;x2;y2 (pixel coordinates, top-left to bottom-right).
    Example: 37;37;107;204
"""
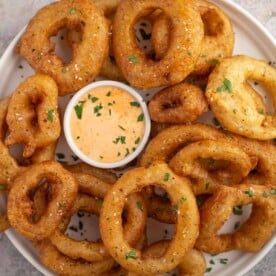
195;184;276;253
169;139;253;195
140;123;225;167
17;0;109;96
148;82;208;123
7;161;78;241
151;0;234;75
5;74;60;158
205;55;276;140
113;0;204;89
100;162;199;274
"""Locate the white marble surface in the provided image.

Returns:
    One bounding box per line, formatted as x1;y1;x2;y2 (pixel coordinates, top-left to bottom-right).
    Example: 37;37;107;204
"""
0;0;275;275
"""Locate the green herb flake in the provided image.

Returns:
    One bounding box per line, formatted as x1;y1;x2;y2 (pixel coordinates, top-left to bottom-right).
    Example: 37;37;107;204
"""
136;201;143;211
47;109;55;122
125;250;136;260
0;184;6;190
117;152;121;157
106;91;111;97
263;191;269;198
244;189;254;197
205;182;210;190
171;196;186;211
196;197;204;208
216;78;233;93
118;125;126;131
209;259;215;265
113;136;126;144
56;153;65;159
69;8;76;14
270;189;276;195
124;148;130;157
208;59;219;66
219;258;228;265
130;101;140;107
233;206;243;215
134;137;141;144
74;101;85;119
58;202;66;208
259;109;266;115
61;67;67;74
205;267;212;273
94;103;103;116
163;172;171;182
128;55;138;64
187;50;192;56
91;97;99;103
98;198;103;206
137;113;144;122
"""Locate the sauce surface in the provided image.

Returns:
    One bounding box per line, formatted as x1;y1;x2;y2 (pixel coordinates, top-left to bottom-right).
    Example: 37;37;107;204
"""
70;85;145;163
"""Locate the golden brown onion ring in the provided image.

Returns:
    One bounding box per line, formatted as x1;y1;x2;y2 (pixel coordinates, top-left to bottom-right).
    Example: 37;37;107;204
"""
152;0;234;75
100;162;199;274
148;82;208;123
196;184;276;253
113;0;203;89
7;161;78;241
206;55;276;140
169;139;253;195
17;0;109;96
5;74;60;158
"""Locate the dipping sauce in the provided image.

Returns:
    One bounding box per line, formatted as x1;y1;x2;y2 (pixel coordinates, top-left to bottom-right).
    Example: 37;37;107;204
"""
69;85;146;163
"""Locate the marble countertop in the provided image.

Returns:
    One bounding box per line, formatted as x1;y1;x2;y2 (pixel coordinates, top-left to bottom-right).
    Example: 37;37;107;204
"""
0;0;275;275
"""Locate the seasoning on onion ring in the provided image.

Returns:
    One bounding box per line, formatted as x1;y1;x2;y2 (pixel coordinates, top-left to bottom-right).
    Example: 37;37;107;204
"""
17;0;109;96
151;0;234;75
148;82;208;123
5;74;60;158
169;139;253;195
195;184;276;253
7;161;78;241
113;0;204;89
206;55;276;140
100;162;199;274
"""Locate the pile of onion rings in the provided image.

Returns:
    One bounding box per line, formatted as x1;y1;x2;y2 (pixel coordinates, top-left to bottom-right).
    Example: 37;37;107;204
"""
0;0;275;275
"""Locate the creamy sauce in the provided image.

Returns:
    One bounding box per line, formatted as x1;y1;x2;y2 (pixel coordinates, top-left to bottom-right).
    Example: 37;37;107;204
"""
70;86;145;163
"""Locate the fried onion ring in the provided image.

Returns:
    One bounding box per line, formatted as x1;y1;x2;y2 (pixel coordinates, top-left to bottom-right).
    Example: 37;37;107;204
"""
100;162;199;274
148;82;208;123
206;55;276;140
7;161;78;241
151;0;234;75
5;74;60;158
113;0;204;89
195;184;276;253
140;123;225;167
169;139;253;195
17;0;109;96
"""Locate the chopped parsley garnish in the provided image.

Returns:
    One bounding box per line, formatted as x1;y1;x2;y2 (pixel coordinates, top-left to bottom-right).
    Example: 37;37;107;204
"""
209;259;215;265
56;153;65;159
124;148;130;157
263;191;269;198
69;8;76;14
219;258;228;265
74;101;85;119
106;91;111;97
216;78;233;93
118;125;126;131
128;55;138;64
113;136;126;144
130;101;140;107
259;109;266;115
196;197;205;208
171;196;186;211
233;206;243;215
91;97;99;103
98;198;103;206
205;182;210;190
94;103;103;116
125;250;136;260
137;113;144;122
58;202;66;208
208;59;219;66
163;172;170;182
47;109;55;122
205;267;212;273
0;184;6;190
136;201;143;211
270;189;276;195
61;67;67;73
244;189;254;197
134;137;141;144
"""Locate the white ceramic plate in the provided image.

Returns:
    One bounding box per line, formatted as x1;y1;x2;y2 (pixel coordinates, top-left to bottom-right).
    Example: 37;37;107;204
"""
0;0;275;275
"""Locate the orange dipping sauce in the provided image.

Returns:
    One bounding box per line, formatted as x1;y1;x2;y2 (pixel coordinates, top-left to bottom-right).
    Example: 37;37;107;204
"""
69;85;145;163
